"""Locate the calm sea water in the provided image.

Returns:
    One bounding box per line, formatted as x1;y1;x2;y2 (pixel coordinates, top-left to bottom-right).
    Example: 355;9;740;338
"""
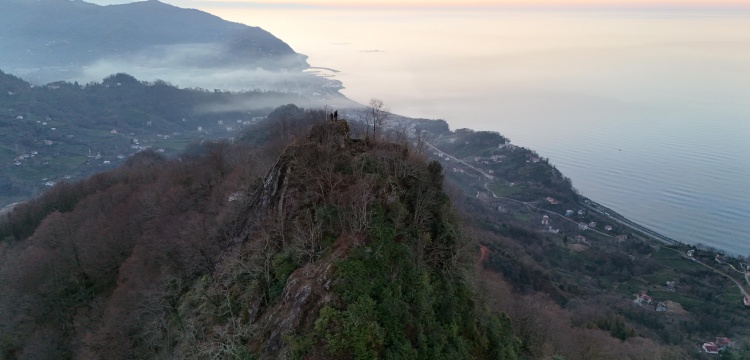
205;7;750;256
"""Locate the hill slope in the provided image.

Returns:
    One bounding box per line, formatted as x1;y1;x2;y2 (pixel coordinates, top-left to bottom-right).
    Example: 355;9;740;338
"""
0;120;518;359
0;0;308;86
0;71;325;207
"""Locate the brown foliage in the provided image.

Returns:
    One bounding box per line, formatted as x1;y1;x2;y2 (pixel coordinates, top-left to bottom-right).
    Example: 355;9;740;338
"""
480;269;683;359
0;140;271;358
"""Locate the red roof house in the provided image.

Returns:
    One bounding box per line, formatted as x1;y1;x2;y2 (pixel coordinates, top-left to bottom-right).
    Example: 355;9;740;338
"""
702;342;719;354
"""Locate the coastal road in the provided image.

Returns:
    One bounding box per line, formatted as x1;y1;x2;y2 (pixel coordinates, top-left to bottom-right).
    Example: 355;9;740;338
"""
484;182;613;239
583;199;750;301
483;182;531;207
691;257;749;298
429;139;750;303
423;141;493;179
429;139;615;240
660;246;750;299
729;264;745;274
582;201;679;246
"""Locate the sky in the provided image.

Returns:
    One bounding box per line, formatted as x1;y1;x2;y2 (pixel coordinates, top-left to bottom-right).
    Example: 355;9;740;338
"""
85;0;750;10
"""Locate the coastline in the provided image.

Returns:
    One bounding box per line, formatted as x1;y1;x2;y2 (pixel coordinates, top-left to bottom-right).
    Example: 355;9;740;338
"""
581;197;681;247
424;127;746;260
0;203;19;216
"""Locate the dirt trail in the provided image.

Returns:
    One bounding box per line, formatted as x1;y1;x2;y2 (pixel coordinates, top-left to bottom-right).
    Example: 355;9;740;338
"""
692;256;748;298
478;245;490;266
424;142;493;179
661;247;749;303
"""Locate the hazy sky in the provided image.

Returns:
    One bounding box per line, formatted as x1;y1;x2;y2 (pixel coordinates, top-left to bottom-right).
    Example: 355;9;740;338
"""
86;0;750;9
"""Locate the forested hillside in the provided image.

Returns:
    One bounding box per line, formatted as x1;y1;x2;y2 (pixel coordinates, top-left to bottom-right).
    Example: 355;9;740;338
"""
0;71;321;206
0;114;517;359
0;0;307;84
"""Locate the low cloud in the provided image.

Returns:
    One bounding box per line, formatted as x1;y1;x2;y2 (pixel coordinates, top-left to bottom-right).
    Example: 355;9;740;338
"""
76;43;317;92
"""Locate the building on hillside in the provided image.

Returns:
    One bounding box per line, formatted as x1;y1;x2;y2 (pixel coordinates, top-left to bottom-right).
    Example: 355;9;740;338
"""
588;222;597;228
666;281;676;291
578;223;589;231
604;225;613;231
545;197;559;205
615;235;628;242
656;302;668;312
744;296;750;306
575;235;587;244
565;210;574;217
541;215;549;225
633;293;653;306
715;337;733;348
702;342;719;354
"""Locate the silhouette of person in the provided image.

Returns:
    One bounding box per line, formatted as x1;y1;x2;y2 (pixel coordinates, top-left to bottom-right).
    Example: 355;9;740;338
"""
329;112;334;121
334;110;338;120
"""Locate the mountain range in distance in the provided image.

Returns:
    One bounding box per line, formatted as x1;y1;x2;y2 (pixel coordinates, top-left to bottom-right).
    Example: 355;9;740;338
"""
0;0;325;91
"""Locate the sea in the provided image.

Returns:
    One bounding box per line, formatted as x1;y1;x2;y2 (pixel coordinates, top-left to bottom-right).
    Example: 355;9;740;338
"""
201;6;750;256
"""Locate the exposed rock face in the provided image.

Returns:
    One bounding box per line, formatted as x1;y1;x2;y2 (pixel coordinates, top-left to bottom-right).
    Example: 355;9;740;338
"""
308;120;350;144
231;120;354;249
263;271;319;354
228;155;292;247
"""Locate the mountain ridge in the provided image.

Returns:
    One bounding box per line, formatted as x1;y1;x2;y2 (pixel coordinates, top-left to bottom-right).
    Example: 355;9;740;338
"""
0;119;520;359
0;0;308;84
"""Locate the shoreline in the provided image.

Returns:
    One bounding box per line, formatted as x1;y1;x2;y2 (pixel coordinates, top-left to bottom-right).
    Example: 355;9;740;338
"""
582;196;749;259
0;202;19;216
581;197;681;247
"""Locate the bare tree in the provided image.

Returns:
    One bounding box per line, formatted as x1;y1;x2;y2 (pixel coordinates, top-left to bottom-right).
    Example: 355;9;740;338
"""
415;130;427;156
367;98;390;139
346;178;375;234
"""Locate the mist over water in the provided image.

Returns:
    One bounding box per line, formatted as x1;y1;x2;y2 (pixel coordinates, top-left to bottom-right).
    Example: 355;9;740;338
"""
208;7;750;255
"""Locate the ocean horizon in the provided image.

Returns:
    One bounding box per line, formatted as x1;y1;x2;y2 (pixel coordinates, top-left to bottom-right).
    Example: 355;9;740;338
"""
201;7;750;256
